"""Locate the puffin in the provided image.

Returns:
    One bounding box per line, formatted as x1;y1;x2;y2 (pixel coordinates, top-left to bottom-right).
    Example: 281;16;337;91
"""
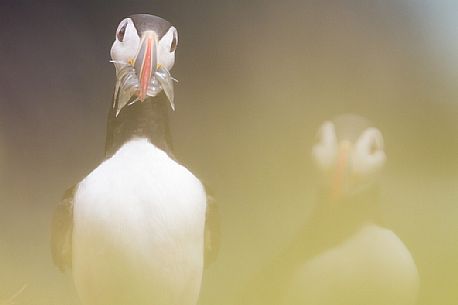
51;14;218;305
239;114;419;305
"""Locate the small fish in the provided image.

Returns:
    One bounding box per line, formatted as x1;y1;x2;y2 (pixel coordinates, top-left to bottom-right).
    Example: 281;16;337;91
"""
115;63;176;111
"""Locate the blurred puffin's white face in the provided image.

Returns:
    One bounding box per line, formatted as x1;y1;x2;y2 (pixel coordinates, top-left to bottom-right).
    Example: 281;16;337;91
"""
110;18;178;72
312;120;386;196
351;127;386;176
312;121;338;171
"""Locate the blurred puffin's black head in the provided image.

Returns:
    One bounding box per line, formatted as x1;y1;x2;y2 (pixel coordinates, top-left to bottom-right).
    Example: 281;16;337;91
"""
312;114;386;200
110;14;178;113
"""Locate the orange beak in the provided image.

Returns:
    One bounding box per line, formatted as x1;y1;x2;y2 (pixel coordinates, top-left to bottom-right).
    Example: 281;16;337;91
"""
331;141;351;200
134;31;158;101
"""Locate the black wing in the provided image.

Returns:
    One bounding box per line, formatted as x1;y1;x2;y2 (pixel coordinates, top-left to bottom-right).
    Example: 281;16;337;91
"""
51;185;76;272
204;188;220;268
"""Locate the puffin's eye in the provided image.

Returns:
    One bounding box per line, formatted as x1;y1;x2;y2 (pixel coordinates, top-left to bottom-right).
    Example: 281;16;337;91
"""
170;36;177;52
117;23;127;42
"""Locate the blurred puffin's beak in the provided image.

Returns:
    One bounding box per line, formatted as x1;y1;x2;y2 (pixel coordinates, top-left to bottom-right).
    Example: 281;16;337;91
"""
331;141;352;200
134;31;158;101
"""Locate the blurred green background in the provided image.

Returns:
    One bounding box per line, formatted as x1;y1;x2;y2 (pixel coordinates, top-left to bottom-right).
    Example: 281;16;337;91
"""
0;0;457;304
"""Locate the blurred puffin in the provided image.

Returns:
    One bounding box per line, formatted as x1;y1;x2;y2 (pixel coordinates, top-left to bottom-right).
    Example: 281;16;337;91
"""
239;114;418;305
282;114;419;305
51;14;218;305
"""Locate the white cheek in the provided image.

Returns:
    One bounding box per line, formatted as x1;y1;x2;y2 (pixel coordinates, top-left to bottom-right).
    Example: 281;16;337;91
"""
110;25;140;66
320;121;336;145
112;42;138;62
352;127;386;176
312;121;337;170
158;45;175;71
312;143;337;171
110;40;123;62
158;28;177;71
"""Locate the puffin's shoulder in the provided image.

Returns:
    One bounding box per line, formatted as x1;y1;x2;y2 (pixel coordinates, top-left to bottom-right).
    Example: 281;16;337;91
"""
285;224;419;305
77;138;206;203
354;224;419;289
302;224;418;283
352;224;418;272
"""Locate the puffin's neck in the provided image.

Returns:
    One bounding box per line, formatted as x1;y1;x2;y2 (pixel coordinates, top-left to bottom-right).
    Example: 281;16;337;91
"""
316;185;381;228
105;92;174;158
284;185;381;263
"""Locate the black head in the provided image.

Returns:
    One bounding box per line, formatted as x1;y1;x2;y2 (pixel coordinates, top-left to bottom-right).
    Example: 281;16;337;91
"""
129;14;172;40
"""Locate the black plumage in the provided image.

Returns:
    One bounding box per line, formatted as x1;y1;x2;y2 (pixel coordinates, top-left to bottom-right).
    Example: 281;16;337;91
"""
105;92;174;158
129;14;171;39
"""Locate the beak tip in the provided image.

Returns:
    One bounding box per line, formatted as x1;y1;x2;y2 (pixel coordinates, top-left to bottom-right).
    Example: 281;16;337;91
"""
137;92;145;102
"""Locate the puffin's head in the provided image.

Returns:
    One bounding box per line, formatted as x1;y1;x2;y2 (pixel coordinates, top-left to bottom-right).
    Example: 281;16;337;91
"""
110;14;178;113
312;114;386;200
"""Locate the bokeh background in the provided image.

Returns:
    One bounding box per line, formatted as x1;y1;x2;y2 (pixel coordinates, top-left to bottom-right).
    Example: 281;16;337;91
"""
0;0;457;304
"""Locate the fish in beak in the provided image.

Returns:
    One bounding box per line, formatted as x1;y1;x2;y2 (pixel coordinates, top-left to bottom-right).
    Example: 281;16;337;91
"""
133;31;175;109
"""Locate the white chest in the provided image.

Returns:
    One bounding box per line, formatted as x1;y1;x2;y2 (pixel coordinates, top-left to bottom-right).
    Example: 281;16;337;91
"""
72;139;206;305
283;224;419;305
